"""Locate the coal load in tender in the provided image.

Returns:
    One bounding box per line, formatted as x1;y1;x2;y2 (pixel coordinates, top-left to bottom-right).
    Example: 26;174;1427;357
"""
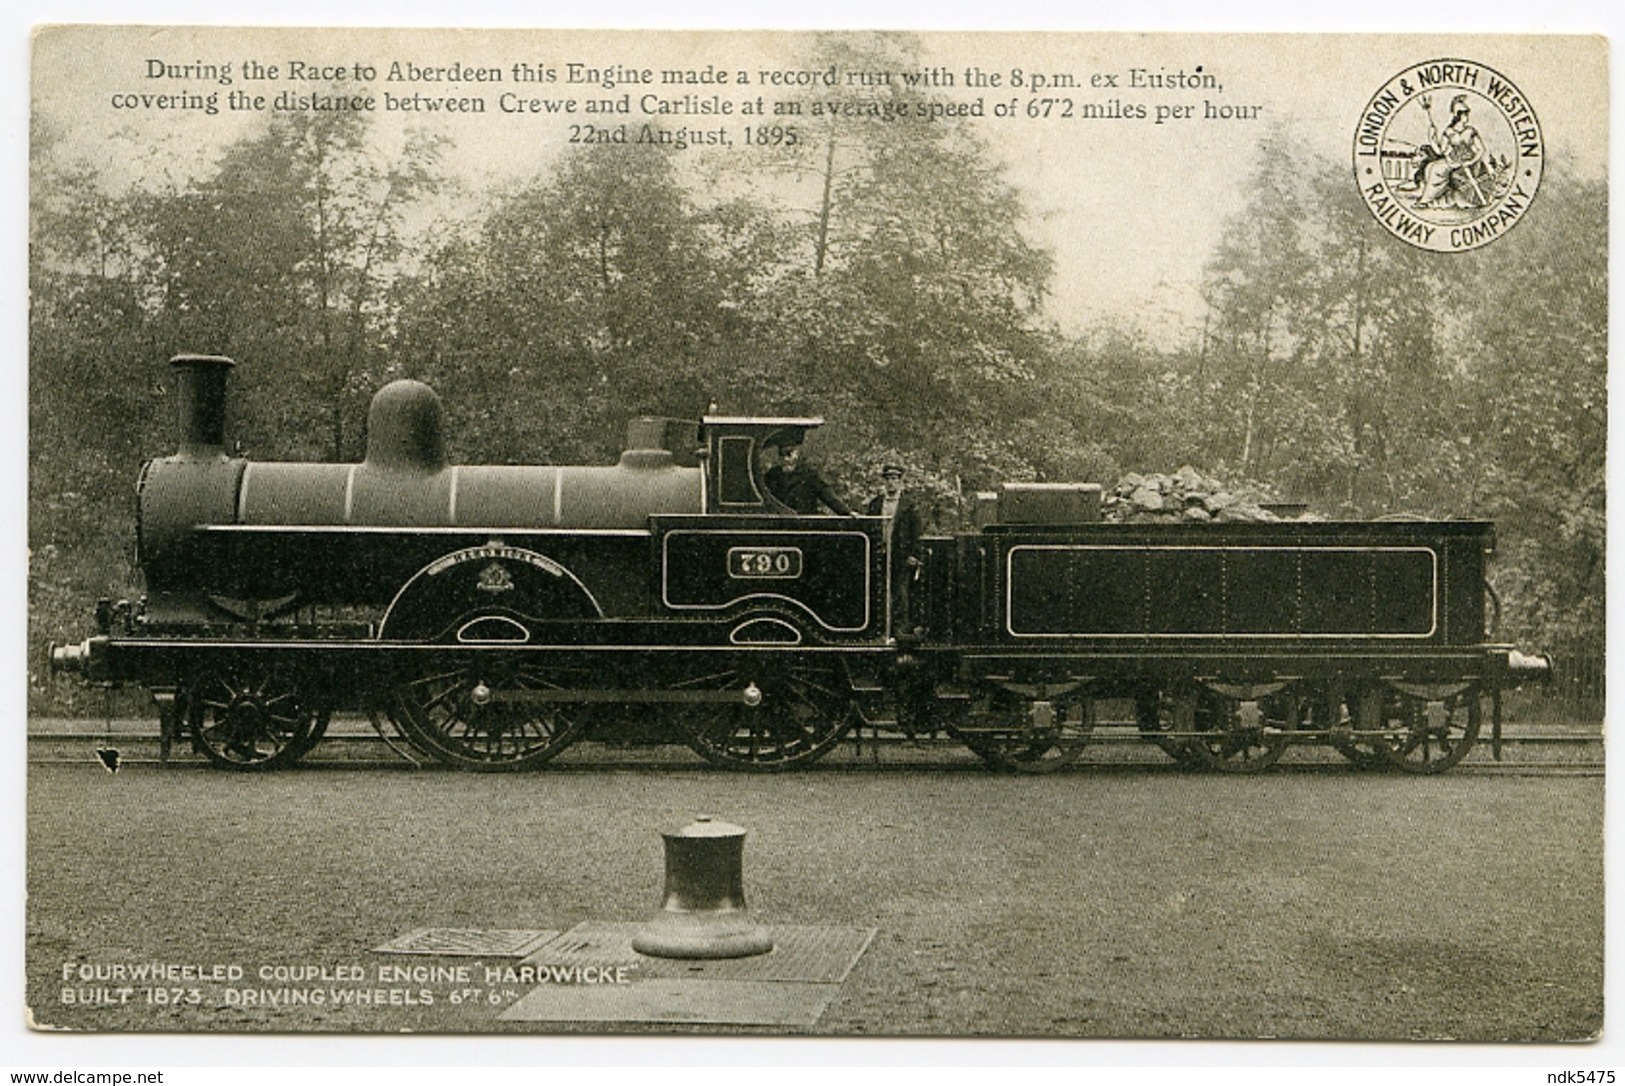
1101;466;1321;524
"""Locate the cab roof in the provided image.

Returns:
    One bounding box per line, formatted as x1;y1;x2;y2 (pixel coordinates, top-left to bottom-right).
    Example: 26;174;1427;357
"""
702;416;825;428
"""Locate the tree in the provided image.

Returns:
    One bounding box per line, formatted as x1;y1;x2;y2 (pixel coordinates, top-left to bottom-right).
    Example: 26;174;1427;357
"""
1194;126;1475;512
29;114;169;712
714;33;1058;507
1197;126;1320;480
1452;171;1606;664
137;107;444;460
1191;137;1604;673
397;139;742;463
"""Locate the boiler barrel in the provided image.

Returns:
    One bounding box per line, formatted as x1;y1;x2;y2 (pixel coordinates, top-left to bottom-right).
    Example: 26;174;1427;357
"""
234;460;703;530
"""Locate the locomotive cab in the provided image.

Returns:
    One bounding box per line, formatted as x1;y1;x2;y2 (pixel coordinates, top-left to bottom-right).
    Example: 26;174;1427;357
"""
700;415;824;515
655;415;887;642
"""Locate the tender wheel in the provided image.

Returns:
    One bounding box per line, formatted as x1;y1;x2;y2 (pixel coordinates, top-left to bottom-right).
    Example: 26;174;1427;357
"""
1326;692;1391;767
388;659;588;771
1185;690;1294;773
1135;691;1203;767
958;692;1092;773
676;660;853;771
1298;688;1383;768
1331;736;1388;768
1364;687;1480;774
187;670;323;771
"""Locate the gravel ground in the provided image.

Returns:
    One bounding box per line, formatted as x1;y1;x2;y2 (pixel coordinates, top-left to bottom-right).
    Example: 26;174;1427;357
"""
26;756;1603;1040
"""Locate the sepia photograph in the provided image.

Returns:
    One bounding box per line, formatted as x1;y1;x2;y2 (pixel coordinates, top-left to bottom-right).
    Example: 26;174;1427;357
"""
14;4;1612;1075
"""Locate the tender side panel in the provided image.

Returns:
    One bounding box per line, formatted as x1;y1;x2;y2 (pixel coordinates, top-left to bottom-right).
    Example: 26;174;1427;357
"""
1442;533;1488;645
1006;544;1438;639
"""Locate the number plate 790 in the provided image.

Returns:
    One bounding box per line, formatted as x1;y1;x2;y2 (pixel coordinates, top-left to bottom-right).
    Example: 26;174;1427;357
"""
727;546;803;579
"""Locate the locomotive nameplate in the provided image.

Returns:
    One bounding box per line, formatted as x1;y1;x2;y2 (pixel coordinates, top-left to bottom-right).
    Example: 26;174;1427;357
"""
423;544;567;580
379;544;605;641
727;546;803;580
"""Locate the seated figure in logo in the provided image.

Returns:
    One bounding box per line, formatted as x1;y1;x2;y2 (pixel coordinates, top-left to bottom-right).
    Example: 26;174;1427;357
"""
1413;94;1493;210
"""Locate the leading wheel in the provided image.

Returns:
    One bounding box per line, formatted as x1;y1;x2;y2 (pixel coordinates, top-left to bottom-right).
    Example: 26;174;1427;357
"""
388;659;588;771
676;660;853;771
1364;687;1480;774
187;669;325;771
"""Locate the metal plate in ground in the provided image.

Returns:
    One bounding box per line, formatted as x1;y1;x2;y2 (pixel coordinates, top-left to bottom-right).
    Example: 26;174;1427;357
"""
497;924;876;1026
373;928;561;958
526;922;876;983
498;978;840;1027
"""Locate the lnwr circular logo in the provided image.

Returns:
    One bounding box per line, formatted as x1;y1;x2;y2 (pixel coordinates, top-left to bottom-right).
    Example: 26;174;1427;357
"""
1353;58;1542;252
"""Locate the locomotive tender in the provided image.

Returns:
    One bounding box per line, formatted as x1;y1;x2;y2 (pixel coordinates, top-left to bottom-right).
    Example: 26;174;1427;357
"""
49;354;1550;773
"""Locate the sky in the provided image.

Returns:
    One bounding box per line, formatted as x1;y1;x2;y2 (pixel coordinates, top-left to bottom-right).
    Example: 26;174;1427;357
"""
29;25;1608;347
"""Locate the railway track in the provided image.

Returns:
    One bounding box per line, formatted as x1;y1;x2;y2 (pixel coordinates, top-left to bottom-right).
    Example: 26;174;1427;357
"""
27;719;1603;775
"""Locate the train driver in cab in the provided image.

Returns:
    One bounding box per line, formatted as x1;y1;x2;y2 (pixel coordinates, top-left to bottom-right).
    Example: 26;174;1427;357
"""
763;432;854;516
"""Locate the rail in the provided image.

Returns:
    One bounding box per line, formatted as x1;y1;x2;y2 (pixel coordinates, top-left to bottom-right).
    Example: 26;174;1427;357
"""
27;716;1603;773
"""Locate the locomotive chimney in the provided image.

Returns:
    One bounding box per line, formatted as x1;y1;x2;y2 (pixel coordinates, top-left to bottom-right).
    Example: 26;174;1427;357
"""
169;354;236;459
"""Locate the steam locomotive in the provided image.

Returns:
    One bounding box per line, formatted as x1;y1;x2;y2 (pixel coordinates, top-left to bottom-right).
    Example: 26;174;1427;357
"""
49;354;1550;773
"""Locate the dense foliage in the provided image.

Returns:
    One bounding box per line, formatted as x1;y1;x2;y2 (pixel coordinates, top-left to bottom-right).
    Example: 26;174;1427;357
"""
28;45;1605;715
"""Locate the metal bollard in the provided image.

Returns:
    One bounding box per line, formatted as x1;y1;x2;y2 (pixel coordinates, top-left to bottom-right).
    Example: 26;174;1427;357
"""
631;816;774;960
